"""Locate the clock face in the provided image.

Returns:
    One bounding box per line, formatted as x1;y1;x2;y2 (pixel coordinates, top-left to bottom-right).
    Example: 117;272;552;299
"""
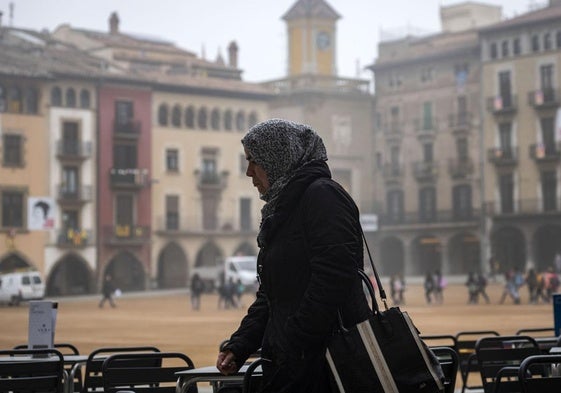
316;31;330;50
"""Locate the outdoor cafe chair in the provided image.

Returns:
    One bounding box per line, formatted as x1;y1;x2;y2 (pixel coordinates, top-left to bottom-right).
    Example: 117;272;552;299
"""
518;354;561;393
421;334;458;351
432;346;459;393
102;351;197;393
242;357;269;393
455;329;500;393
0;348;65;393
515;327;558;354
475;335;541;393
81;345;160;393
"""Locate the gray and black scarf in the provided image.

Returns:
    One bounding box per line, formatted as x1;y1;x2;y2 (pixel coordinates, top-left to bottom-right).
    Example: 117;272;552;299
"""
241;118;328;222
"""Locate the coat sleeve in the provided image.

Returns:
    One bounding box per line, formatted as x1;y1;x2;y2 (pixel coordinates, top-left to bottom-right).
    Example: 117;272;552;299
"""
222;288;269;364
284;180;363;351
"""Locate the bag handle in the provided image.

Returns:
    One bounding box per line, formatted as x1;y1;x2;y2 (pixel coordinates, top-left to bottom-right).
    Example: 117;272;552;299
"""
360;228;389;311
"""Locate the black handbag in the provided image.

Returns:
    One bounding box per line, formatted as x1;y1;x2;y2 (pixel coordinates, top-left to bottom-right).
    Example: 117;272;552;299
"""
326;233;445;393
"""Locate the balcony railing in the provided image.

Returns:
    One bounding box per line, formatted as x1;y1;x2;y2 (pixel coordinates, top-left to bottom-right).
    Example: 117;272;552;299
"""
527;88;560;109
378;209;480;226
196;170;228;190
382;163;404;182
487;147;518;166
102;225;150;245
155;216;256;234
486;95;517;114
261;74;371;95
382;122;404;141
413;117;438;138
113;120;141;139
413;161;438;181
57;185;93;203
485;198;561;216
56;140;92;159
55;228;92;247
109;168;148;188
448;112;472;133
448;158;474;179
529;143;561;162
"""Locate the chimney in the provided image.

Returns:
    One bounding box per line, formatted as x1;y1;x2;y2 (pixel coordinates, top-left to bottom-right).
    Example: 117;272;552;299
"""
228;41;238;68
109;12;119;34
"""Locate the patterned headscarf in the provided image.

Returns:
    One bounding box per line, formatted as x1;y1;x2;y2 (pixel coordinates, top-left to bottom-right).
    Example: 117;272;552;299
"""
241;118;328;220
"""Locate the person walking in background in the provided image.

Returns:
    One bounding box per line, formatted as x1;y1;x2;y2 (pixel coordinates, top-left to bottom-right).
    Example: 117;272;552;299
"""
526;268;539;304
499;269;521;304
423;271;434;304
544;267;560;301
465;272;478;304
397;273;406;305
476;272;490;304
216;119;370;392
99;274;116;308
190;273;205;311
433;270;445;304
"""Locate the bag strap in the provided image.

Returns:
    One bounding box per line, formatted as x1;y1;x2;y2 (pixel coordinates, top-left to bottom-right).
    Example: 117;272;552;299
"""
360;227;389;311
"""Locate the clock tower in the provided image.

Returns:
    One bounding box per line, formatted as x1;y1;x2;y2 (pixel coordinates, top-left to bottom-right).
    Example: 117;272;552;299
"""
282;0;340;77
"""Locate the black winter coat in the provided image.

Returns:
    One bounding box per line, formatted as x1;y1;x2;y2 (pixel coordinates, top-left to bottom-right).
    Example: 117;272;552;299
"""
224;161;370;393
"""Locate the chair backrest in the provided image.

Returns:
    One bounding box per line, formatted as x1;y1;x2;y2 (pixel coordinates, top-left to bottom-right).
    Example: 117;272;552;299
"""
82;346;160;393
518;354;561;393
475;335;541;393
0;348;65;393
242;358;269;393
431;346;459;393
421;334;458;351
13;342;80;355
515;327;555;337
455;330;500;393
102;351;196;393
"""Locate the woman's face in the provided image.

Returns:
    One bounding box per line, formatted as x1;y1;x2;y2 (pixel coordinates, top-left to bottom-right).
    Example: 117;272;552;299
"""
244;147;270;195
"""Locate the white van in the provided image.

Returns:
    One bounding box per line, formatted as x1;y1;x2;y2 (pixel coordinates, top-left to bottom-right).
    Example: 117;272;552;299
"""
224;255;258;292
0;271;45;306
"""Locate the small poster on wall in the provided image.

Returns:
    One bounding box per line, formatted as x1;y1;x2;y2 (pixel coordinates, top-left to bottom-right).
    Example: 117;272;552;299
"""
28;301;58;350
27;197;56;230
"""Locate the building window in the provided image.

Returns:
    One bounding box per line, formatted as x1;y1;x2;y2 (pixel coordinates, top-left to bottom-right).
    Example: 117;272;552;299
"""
115;194;134;227
61;166;79;198
557;31;561;48
501;40;509;57
240;197;251;231
452;184;472;220
165;195;179;230
80;89;90;108
158;104;169;126
62;121;80;156
490;42;497;59
115;100;134;128
540;117;555;155
457;138;468;160
541;171;557;211
513;37;521;55
544;33;552;51
8;86;22;113
239;153;247;174
166;149;179;172
224;110;233;130
419;187;436;222
211;108;220;130
198;107;208;129
185;106;195;129
24;87;39;114
498;122;513;158
532;34;540;52
171;105;181;127
236;111;245;131
66;88;76;107
51;86;62;106
499;173;514;214
498;71;512;108
1;190;24;228
423;143;433;163
113;144;137;169
2;134;23;167
386;189;404;224
0;83;5;112
422;101;433;130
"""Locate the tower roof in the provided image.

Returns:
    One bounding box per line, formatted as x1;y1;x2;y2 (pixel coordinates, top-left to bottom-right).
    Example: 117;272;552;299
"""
282;0;340;21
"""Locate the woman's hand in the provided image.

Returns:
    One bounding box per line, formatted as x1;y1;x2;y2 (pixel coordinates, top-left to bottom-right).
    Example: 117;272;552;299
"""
216;350;240;375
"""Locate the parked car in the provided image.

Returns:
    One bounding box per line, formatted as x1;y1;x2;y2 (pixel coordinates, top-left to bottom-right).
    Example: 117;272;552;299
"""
0;271;45;306
193;255;258;293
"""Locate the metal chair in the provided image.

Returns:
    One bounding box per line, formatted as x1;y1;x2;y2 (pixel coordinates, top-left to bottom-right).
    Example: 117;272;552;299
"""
421;334;458;351
102;351;197;393
81;346;160;393
242;358;269;393
475;335;541;393
455;329;500;393
518;354;561;393
0;348;65;393
432;346;459;393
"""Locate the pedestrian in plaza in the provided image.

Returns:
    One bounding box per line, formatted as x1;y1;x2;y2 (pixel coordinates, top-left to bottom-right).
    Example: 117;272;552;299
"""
465;271;479;304
423;271;435;304
99;274;117;308
526;268;539;304
190;273;205;311
216;119;370;393
433;269;445;304
476;272;490;304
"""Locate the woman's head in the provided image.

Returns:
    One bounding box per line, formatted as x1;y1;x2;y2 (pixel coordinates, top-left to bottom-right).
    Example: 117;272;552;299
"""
241;118;327;200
